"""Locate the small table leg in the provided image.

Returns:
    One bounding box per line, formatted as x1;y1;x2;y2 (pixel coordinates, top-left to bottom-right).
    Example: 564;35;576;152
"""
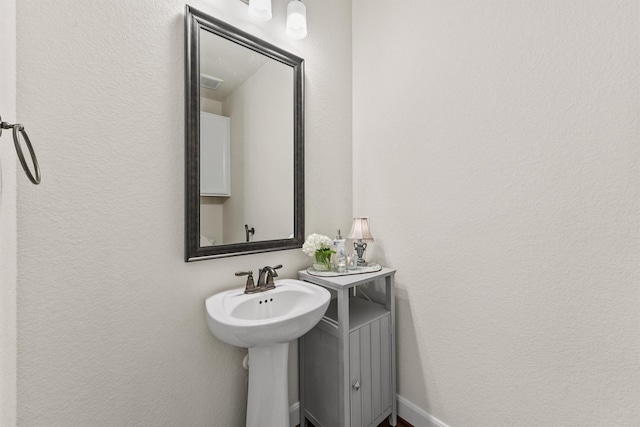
386;275;397;427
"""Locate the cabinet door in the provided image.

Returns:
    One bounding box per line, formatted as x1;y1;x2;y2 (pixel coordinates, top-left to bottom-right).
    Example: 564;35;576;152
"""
350;314;392;427
200;112;230;196
350;328;362;427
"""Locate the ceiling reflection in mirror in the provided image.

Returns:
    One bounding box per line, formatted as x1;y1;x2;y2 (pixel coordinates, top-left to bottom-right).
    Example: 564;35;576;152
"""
185;6;304;261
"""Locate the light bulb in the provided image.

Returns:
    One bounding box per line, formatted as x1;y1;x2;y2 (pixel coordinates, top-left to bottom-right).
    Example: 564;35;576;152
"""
286;0;307;40
249;0;272;21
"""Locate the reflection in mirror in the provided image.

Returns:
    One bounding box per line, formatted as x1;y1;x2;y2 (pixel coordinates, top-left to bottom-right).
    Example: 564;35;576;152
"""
185;6;304;261
199;28;294;246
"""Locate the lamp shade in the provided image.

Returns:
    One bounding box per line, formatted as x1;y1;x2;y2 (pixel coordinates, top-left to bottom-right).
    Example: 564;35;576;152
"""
286;0;307;40
348;218;374;241
249;0;272;21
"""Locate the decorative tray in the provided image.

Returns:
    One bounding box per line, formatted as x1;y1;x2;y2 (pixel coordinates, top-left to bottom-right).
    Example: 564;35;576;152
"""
306;263;382;277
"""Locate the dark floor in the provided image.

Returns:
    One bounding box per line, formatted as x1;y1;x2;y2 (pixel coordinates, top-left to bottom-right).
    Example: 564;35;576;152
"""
378;416;413;427
301;416;413;427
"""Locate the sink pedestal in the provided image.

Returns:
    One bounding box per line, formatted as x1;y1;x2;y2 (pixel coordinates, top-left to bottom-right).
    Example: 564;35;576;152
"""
205;279;331;427
246;342;289;427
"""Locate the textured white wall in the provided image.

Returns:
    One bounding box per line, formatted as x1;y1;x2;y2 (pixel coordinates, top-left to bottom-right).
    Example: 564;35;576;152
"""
353;1;639;426
0;0;17;424
16;0;351;425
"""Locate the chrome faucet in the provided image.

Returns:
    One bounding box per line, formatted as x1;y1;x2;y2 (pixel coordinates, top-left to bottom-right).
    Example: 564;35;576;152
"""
257;264;283;291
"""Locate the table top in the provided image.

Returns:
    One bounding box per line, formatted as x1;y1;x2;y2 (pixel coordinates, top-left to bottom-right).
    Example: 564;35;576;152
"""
298;267;395;290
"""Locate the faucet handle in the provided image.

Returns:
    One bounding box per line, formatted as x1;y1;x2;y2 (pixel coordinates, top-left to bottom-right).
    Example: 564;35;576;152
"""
235;270;253;277
236;271;257;294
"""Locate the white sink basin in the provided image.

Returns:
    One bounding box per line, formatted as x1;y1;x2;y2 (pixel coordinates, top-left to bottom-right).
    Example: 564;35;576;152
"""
205;278;330;348
205;278;330;427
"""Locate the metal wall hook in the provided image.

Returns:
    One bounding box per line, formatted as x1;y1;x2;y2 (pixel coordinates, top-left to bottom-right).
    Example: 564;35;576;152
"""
0;115;41;185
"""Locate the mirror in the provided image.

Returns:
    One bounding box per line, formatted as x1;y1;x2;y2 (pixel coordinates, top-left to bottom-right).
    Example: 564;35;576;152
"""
185;5;305;261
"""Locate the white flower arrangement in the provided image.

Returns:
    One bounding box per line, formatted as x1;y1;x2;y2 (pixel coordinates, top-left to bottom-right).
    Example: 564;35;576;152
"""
303;234;335;270
302;233;334;256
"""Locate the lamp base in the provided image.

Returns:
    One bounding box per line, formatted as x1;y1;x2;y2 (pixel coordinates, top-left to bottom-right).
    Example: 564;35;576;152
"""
354;240;368;266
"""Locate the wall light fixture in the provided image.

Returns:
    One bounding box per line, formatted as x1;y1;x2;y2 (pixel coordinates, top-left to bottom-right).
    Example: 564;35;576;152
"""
248;0;272;21
239;0;307;39
286;0;307;39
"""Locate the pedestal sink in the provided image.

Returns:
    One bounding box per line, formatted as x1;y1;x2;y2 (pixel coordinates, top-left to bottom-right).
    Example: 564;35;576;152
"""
205;279;331;427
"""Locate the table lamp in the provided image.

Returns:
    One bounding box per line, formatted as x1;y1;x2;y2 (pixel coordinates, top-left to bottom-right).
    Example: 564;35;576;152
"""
348;217;374;266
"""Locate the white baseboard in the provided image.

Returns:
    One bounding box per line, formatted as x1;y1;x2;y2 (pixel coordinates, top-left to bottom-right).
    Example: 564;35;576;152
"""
397;394;449;427
289;396;448;427
289;402;300;427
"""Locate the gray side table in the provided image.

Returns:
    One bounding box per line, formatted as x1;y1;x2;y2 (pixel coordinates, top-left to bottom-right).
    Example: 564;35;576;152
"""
298;268;397;427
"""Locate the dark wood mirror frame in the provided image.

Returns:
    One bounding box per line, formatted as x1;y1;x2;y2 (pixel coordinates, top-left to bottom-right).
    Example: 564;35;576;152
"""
184;5;305;261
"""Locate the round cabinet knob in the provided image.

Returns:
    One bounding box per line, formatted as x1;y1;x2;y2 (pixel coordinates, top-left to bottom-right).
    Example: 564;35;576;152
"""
352;380;360;391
